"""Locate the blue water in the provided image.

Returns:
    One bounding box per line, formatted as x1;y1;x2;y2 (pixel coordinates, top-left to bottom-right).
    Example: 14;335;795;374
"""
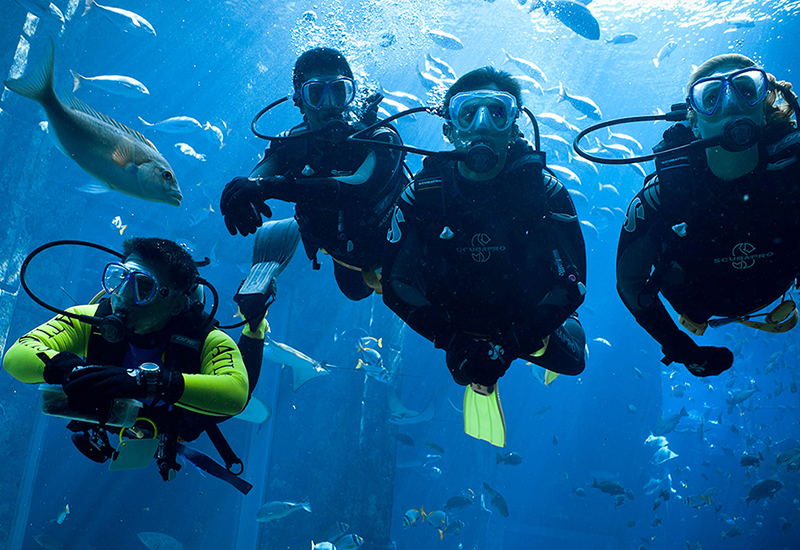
1;1;799;549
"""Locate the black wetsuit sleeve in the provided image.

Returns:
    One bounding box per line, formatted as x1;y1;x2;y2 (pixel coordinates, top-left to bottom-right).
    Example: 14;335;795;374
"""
616;184;692;354
382;179;457;348
265;127;404;210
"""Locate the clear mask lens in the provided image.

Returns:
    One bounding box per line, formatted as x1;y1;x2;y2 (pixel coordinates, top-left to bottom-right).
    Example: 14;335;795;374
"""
448;91;518;133
689;68;768;116
103;263;161;305
301;77;356;110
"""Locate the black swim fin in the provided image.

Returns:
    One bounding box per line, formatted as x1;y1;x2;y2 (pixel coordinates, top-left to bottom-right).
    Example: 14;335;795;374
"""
236;218;301;329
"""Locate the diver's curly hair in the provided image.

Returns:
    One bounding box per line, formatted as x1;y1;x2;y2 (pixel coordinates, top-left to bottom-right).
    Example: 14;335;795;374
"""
686;54;796;135
122;238;198;294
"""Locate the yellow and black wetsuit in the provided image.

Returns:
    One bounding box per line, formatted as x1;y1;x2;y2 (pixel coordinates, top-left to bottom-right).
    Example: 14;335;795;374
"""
3;304;248;417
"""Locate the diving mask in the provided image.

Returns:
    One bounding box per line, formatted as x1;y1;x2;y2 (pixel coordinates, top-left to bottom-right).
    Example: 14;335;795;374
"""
300;77;356;111
103;262;178;305
688;68;768;116
448;91;518;133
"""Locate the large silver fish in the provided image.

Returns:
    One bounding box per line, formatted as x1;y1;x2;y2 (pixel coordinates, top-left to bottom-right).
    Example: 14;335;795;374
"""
4;39;182;206
83;0;156;37
256;498;311;522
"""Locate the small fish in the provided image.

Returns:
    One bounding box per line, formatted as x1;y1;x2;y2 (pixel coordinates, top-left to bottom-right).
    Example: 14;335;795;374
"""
548;165;582;188
740;451;763;467
653;41;677;68
725;15;755;28
502;50;547;82
312;542;335;550
395;433;414;446
83;0;156;37
651;407;688;437
606;33;638;44
426;29;464;50
572;487;586;497
33;534;63;550
424;441;444;454
335;534;363;549
111;215;127;235
256;498;311;522
482;482;509;517
537;112;579;135
557;83;602;120
356;337;390;383
55;504;69;524
425;54;457;81
726;388;756;405
403;507;425;528
438;519;464;539
71;71;149;97
139;116;204;133
515;75;545;96
204;122;225;148
496;451;523;465
445;496;473;511
580;220;600;241
745;479;782;505
4;39;181;206
425;509;448;527
417;70;449;92
652;517;662;527
653;499;661;510
614;494;626;507
627;404;637;414
174;143;206;161
591;479;625;496
552;435;559;446
627;520;636;528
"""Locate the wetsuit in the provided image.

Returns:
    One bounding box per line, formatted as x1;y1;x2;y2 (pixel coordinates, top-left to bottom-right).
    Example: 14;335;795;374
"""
616;123;800;370
250;122;406;300
383;138;587;386
3;303;248;417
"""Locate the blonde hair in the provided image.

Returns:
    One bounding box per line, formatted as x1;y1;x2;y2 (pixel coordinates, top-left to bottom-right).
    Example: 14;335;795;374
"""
686;54;796;133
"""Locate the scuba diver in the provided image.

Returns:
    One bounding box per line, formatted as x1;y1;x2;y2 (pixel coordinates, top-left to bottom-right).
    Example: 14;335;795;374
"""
381;67;587;447
219;47;407;301
3;238;252;493
616;54;800;377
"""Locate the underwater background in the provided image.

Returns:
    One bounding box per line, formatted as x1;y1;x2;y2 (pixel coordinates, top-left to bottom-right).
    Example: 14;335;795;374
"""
1;0;799;549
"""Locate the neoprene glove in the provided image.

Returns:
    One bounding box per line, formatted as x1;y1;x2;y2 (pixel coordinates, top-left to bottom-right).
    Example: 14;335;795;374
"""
219;176;275;236
64;365;184;414
42;351;86;385
663;333;733;377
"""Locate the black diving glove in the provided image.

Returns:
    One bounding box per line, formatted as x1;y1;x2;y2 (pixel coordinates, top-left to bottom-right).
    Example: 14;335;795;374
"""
42;351;86;386
219;176;288;236
662;334;733;377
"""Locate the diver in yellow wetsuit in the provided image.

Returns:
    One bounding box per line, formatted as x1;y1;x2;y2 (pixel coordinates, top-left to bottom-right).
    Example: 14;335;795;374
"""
3;237;250;487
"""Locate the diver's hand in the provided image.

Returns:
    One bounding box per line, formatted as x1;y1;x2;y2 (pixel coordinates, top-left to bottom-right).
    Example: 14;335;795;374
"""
220;176;274;236
64;366;147;413
681;346;734;377
43;351;86;385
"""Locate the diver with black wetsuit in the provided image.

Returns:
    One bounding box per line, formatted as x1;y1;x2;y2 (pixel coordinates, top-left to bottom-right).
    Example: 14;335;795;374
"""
616;54;800;377
219;47;406;300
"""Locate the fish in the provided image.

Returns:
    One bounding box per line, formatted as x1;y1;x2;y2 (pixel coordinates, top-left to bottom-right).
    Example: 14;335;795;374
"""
591;478;625;496
557;83;602;120
4;39;182;206
71;71;150;97
614;494;626;507
388;392;435;424
482;482;509;517
425;441;444;454
33;535;62;550
572;487;586;497
791;379;798;393
651;407;688;436
394;433;414;446
84;0;156;36
426;29;464;50
720;526;743;540
627;404;637;414
424;54;457;81
606;33;638;44
12;0;65;31
204;122;225;148
403;507;425;528
537;112;579;135
652;517;662;527
607;129;643;151
552;435;559;445
515;75;545;96
438;519;464;539
530;0;600;40
445;496;473;511
548;165;582;187
740;451;763;467
137;532;184;550
356;336;390;383
567;189;589;207
653;41;677;68
334;534;363;549
745;479;782;505
651;446;678;465
496;451;523;465
139;116;204;133
312;543;335;550
174;143;206;161
653;499;661;510
54;504;69;524
726;388;756;405
725;15;755;28
502;50;547;82
262;336;330;392
111;215;127;235
580;220;600;241
425;509;448;527
256;497;312;522
539;134;574;160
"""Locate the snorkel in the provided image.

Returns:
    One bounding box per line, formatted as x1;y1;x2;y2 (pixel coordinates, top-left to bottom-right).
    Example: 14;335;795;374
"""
19;240;226;343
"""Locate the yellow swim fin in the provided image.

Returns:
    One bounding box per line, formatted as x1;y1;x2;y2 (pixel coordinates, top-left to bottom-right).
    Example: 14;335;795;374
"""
463;383;506;447
544;370;560;385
